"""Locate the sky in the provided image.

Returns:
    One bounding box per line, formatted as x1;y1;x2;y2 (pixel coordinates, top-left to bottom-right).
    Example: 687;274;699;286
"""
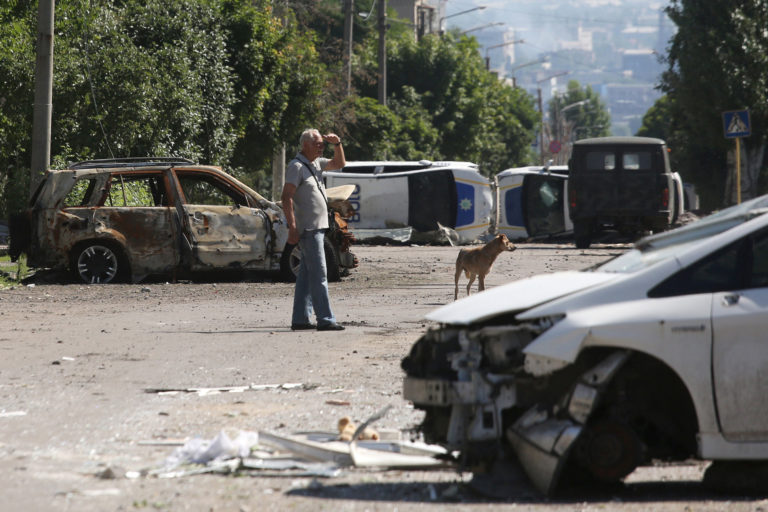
443;0;672;56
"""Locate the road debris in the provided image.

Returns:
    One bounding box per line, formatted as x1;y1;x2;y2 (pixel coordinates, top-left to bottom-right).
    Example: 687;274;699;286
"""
0;410;27;418
325;399;351;406
144;382;305;396
141;407;453;481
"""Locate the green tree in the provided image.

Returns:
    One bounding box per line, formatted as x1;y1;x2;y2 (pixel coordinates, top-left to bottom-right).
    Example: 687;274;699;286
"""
0;2;36;216
548;81;609;136
544;80;610;165
0;0;328;216
51;0;237;165
661;0;768;209
221;0;328;191
354;31;539;174
637;95;673;141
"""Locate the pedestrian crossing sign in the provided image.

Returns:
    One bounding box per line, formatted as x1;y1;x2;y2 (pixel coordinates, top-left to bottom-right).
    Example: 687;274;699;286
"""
722;110;751;138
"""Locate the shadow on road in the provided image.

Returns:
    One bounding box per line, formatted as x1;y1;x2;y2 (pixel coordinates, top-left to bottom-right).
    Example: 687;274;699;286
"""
288;479;764;505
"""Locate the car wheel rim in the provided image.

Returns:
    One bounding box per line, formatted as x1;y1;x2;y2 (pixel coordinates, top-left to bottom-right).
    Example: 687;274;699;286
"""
77;245;118;283
579;420;642;482
289;246;302;278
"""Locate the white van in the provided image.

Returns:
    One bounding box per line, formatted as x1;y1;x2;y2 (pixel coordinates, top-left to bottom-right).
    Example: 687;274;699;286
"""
496;165;685;241
324;161;493;243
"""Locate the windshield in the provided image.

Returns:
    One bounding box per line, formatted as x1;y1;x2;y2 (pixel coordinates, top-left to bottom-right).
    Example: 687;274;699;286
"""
638;194;768;250
596;238;704;274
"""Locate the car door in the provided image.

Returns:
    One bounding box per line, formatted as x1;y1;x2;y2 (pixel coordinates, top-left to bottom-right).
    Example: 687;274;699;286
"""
712;229;768;441
96;171;178;276
174;169;269;269
523;173;568;237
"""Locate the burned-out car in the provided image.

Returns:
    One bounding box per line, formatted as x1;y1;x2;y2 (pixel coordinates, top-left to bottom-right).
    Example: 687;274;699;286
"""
403;194;768;494
9;158;356;283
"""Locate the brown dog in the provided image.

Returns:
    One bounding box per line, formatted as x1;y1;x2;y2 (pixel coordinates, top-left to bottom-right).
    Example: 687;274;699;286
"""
454;234;516;300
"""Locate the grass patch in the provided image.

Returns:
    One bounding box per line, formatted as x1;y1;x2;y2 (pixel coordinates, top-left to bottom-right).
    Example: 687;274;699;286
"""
0;253;29;287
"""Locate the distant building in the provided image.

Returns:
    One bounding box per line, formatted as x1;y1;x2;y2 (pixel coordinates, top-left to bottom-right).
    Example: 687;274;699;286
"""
389;0;443;39
605;82;660;135
622;49;661;82
558;25;594;53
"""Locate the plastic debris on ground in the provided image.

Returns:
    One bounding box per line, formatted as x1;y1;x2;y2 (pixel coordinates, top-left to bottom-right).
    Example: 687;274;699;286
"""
141;406;454;480
143;382;305;396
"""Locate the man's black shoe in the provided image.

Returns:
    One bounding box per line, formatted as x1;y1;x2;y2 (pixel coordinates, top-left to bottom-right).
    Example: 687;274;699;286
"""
317;323;345;331
291;323;316;331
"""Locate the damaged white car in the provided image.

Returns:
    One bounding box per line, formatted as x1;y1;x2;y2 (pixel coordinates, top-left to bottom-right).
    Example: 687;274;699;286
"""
402;194;768;494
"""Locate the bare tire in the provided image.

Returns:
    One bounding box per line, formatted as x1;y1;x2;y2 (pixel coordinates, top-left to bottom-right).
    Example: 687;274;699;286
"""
279;237;341;283
575;420;643;483
574;222;592;249
324;237;341;282
280;243;301;282
72;243;127;284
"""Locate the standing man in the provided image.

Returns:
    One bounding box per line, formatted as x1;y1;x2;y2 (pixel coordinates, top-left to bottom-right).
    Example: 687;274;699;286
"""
282;129;346;331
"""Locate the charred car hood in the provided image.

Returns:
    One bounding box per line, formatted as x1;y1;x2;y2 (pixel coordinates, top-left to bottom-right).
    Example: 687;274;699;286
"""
426;271;618;325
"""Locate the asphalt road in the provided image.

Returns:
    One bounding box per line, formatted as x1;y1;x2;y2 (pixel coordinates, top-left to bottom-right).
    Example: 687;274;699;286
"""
1;242;765;511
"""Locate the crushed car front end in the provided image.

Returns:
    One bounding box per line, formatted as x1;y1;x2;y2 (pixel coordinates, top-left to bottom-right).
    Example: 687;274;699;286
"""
402;309;602;493
402;264;702;495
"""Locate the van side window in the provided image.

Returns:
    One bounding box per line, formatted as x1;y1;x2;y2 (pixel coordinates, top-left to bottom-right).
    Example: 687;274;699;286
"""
586;151;615;170
623;152;651;170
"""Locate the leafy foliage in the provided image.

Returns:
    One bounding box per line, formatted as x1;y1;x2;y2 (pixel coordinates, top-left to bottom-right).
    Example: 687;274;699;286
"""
0;0;543;218
0;0;328;216
547;80;611;142
353;31;539;175
659;0;768;208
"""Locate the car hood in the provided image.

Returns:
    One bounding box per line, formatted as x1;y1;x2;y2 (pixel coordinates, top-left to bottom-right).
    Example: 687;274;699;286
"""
426;271;618;325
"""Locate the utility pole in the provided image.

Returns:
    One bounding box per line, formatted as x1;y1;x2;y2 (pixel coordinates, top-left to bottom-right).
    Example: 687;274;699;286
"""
271;144;285;202
377;0;386;106
537;88;544;165
343;0;354;96
271;1;287;199
31;0;55;195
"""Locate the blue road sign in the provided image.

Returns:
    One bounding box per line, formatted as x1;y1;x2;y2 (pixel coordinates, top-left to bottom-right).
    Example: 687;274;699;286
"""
723;110;751;138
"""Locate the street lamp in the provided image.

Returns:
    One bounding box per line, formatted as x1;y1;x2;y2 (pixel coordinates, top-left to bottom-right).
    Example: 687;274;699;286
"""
439;6;486;34
484;39;524;70
461;22;504;35
536;71;569;164
507;57;549;86
560;99;590;114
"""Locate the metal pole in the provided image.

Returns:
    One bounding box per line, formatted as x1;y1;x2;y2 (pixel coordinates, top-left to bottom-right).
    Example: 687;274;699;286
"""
538;87;544;165
343;0;354;96
377;0;386;106
271;143;285;202
736;137;741;204
31;0;55;195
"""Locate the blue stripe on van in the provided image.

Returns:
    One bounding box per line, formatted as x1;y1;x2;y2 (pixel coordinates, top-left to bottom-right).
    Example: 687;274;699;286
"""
505;187;525;228
455;182;475;227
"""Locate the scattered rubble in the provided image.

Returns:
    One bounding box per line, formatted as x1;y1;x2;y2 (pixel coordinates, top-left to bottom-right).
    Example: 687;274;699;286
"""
136;407;454;481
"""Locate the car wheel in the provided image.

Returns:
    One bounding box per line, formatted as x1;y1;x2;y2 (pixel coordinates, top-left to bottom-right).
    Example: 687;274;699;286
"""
279;243;300;282
72;242;128;284
279;238;341;283
574;223;592;249
324;237;341;283
574;419;643;483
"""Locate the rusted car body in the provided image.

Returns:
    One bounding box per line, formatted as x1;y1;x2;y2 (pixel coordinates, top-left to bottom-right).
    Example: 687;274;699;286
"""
10;158;356;283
